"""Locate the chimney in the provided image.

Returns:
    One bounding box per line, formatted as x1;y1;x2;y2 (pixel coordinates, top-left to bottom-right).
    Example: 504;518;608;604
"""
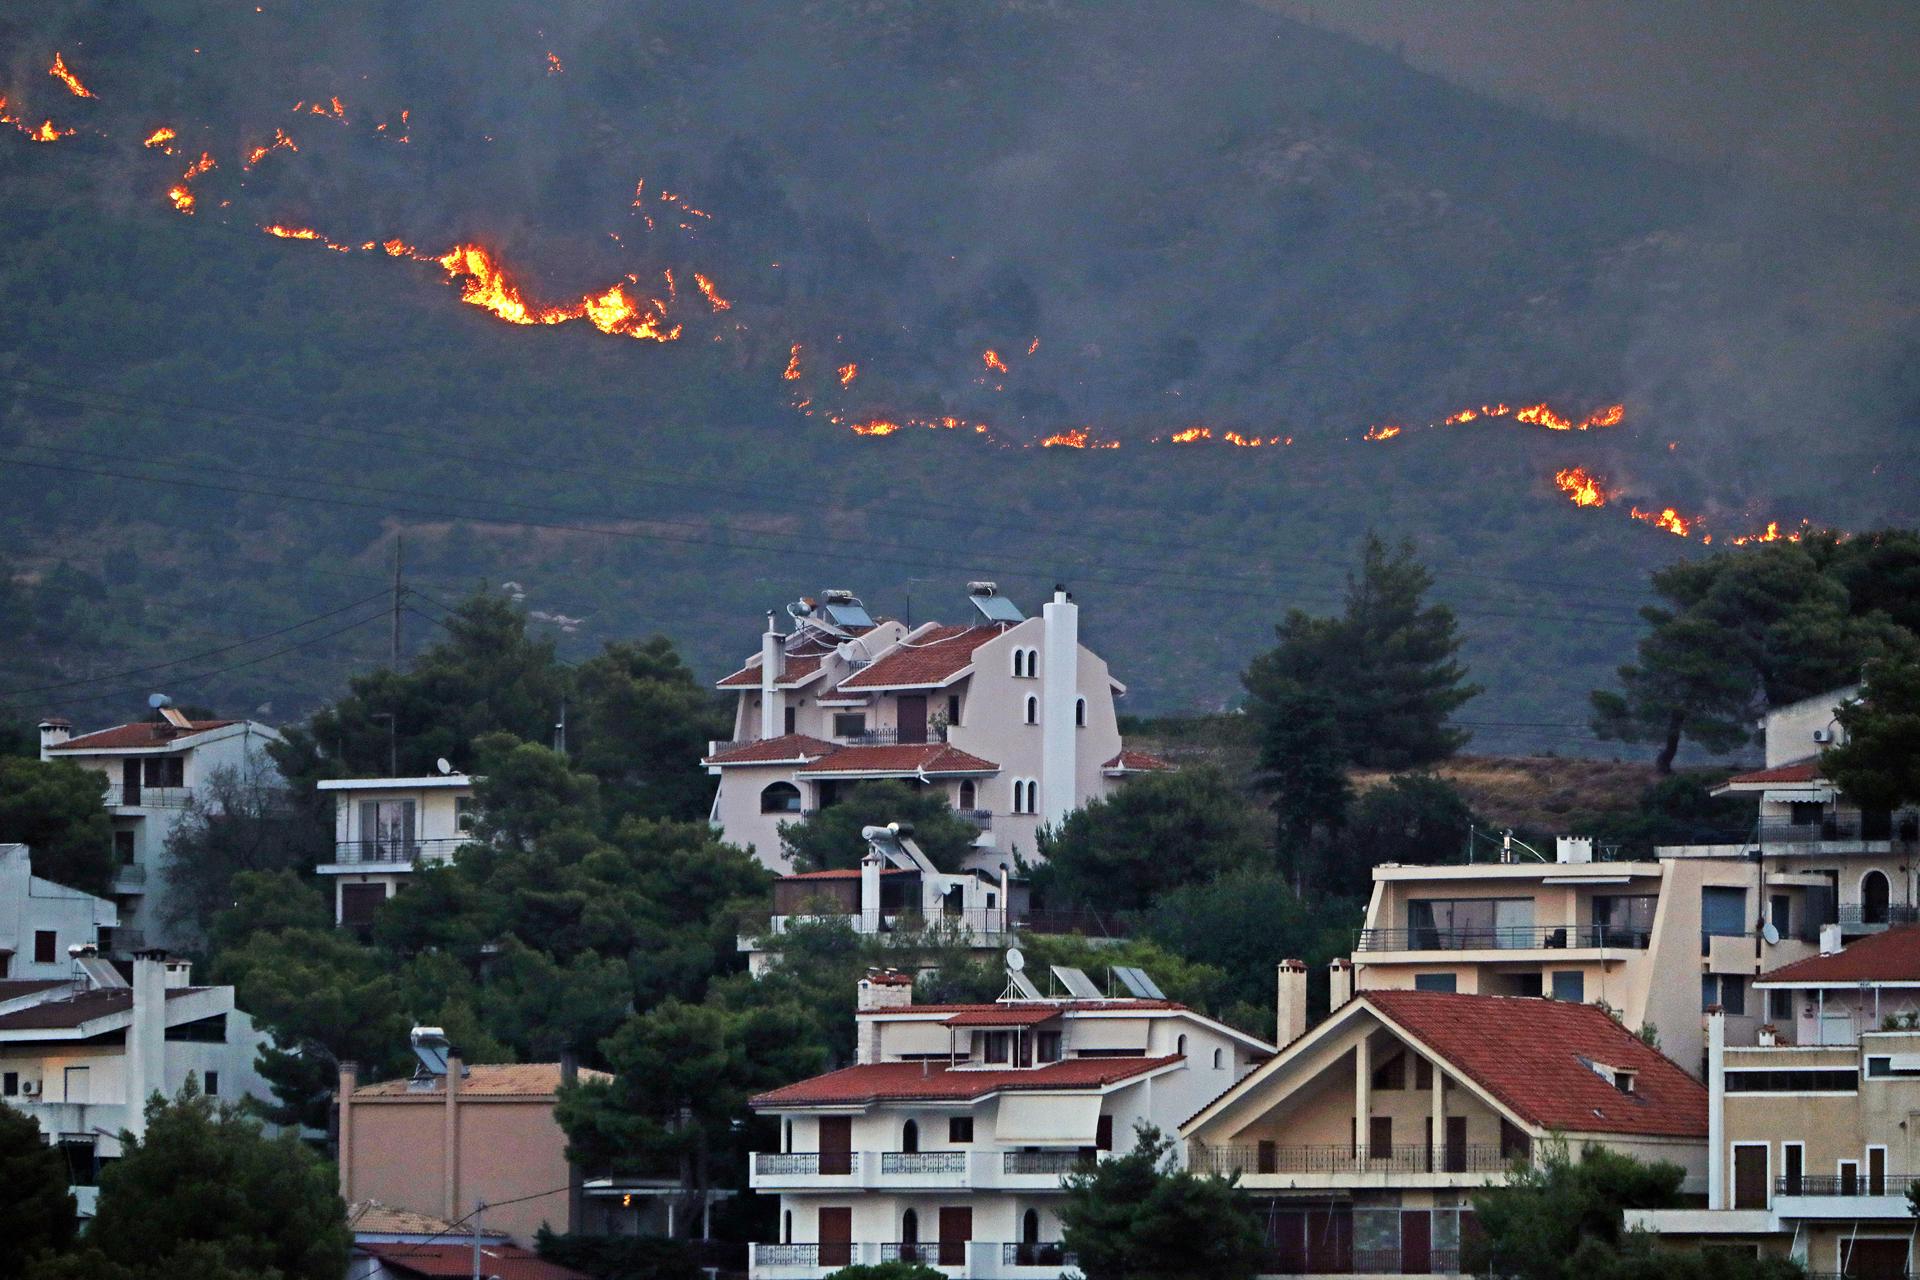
759;612;781;741
856;968;914;1065
1039;586;1078;825
1819;923;1843;956
37;718;71;761
1328;957;1354;1009
1555;836;1594;864
1275;959;1308;1048
337;1060;359;1199
561;1050;584;1233
126;950;169;1139
1706;1007;1727;1209
443;1046;463;1221
164;957;192;989
860;846;883;931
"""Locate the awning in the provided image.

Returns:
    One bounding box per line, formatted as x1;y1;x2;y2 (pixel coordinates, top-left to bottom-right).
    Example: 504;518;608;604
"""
995;1094;1103;1146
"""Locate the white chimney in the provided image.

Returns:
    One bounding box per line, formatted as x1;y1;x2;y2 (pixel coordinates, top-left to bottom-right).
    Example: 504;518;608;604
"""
1555;836;1594;864
860;846;883;928
1819;923;1843;956
1706;1007;1727;1209
1039;587;1078;825
856;969;914;1065
1328;957;1354;1009
759;612;781;740
126;950;169;1138
37;718;71;760
1276;959;1308;1048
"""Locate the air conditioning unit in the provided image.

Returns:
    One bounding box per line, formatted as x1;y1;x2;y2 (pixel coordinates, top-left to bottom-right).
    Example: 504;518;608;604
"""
1812;729;1834;744
19;1079;40;1096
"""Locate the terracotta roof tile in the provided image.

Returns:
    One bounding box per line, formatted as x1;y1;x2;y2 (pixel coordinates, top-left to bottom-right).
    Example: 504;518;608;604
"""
1362;991;1706;1138
796;743;998;775
944;1006;1063;1027
880;1000;1186;1016
1103;749;1172;772
49;720;236;751
702;734;836;766
716;653;828;689
1723;761;1823;785
1759;926;1920;985
837;625;1005;689
352;1063;610;1099
752;1054;1178;1108
347;1201;480;1238
357;1243;588;1280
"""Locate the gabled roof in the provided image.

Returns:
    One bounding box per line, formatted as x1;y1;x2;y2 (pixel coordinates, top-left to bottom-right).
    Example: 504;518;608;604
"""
1363;991;1705;1138
795;743;998;777
716;652;830;689
346;1200;493;1239
1721;761;1824;786
1103;749;1172;773
836;624;1006;690
356;1243;587;1280
1758;926;1920;985
48;720;236;751
702;734;837;766
751;1054;1179;1108
352;1062;610;1100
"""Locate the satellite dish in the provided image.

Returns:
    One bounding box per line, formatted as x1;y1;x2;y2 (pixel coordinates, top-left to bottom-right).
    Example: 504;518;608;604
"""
1006;948;1025;973
436;758;453;776
1761;922;1781;946
148;693;173;709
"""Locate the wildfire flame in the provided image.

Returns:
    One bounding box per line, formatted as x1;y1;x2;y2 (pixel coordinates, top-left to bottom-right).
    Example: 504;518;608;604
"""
1027;337;1040;356
847;419;900;436
1363;424;1402;442
837;362;858;388
1168;427;1211;444
1630;506;1696;538
182;151;215;179
1553;466;1607;508
1041;428;1118;449
982;349;1009;374
243;128;297;169
546;52;564;74
434;243;683;341
693;272;732;312
1731;520;1809;546
49;52;95;99
143;126;177;150
167;185;195;214
783;344;803;381
25;120;73;143
382;238;415;257
1443;408;1479;425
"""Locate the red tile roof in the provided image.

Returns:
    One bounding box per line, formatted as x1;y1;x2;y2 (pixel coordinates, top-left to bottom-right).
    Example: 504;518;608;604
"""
1363;991;1706;1138
752;1054;1178;1108
49;720;236;751
837;625;1006;689
702;734;836;766
1723;761;1824;785
1759;927;1920;985
796;743;998;776
945;1006;1063;1027
357;1243;588;1280
716;653;828;689
882;1000;1186;1016
1103;749;1172;772
0;980;68;1002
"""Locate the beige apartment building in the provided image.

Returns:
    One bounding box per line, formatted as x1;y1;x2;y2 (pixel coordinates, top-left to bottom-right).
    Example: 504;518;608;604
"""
704;585;1166;873
1183;986;1707;1276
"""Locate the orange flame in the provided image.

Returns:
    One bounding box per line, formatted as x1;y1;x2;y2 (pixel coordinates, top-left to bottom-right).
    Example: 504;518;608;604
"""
783;344;803;381
1515;403;1572;431
1363;424;1403;442
546;52;564;74
1040;428;1119;449
382;238;415;257
1581;404;1625;428
243;128;297;169
26;121;72;142
432;243;683;341
693;272;732;312
49;52;95;99
1027;337;1040;356
182;151;215;180
1630;506;1696;538
847;419;900;437
143;126;177;150
837;362;858;388
1553;466;1607;508
1168;427;1211;444
167;185;195;214
982;349;1009;374
1443;408;1479;425
1731;520;1808;546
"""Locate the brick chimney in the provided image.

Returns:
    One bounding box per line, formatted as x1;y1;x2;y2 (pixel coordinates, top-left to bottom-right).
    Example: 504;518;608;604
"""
856;968;913;1064
1275;959;1308;1048
37;718;71;760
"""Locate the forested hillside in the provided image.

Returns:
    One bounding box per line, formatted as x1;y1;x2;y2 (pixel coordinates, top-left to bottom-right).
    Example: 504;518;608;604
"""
1;0;1913;748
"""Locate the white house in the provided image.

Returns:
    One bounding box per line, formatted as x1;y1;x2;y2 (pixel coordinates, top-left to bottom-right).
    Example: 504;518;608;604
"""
744;967;1273;1279
315;773;479;928
704;585;1168;873
0;949;275;1217
38;712;284;951
0;844;118;981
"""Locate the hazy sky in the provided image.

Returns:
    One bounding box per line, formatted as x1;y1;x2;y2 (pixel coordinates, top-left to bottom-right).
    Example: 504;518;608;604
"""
1255;0;1920;209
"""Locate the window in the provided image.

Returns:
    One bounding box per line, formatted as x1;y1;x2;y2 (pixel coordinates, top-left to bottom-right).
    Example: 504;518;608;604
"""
1789;800;1825;827
359;800;416;855
948;1116;973;1143
901;1119;919;1153
1592;894;1657;945
1372;1055;1406;1091
1839;1160;1859;1196
1096;1114;1114;1151
143;757;185;788
1176;1034;1188;1057
114;830;135;865
760;782;803;814
1500;1119;1531;1160
1012;780;1037;814
1701;974;1744;1014
204;1070;219;1097
1701;886;1748;954
783;706;797;735
1407;898;1535;949
1212;1047;1225;1070
958;780;976;810
981;1031;1011;1064
1866;1057;1920;1079
1612;1070;1636;1095
1013;648;1038;679
2;1072;14;1096
1075;697;1086;728
1781;1143;1803;1195
1551;971;1585;1003
947;694;961;727
832;713;867;739
1724;1068;1858;1092
455;795;477;834
1025;695;1038;725
1413;973;1457;993
1036;1031;1062;1063
1769;894;1791;936
1769;989;1794;1023
34;931;55;965
1415;1058;1433;1090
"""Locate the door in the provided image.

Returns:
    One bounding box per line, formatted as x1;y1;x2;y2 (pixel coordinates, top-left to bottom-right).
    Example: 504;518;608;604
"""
121;759;140;806
1863;871;1891;925
938;1206;972;1267
1444;1116;1468;1173
897;696;928;744
63;1066;89;1103
1870;1147;1887;1196
1400;1209;1432;1275
1842;1238;1909;1280
1369;1116;1393;1161
817;1207;852;1269
1733;1145;1768;1209
1782;1145;1803;1196
819;1116;852;1176
340;883;388;928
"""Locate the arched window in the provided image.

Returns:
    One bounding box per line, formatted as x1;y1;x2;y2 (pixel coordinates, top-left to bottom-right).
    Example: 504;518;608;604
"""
1863;870;1892;925
902;1119;919;1153
1023;1209;1039;1245
902;1208;920;1261
760;781;802;814
1012;648;1026;678
1212;1047;1224;1070
1075;697;1087;727
958;780;976;810
1176;1034;1188;1057
1025;695;1038;725
784;1119;794;1152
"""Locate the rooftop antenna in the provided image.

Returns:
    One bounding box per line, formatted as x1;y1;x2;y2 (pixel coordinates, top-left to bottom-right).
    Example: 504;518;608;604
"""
436;757;454;776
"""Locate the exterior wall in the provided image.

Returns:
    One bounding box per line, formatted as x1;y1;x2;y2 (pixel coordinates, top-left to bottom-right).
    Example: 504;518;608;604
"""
318;778;477;923
0;845;117;979
1764;688;1856;769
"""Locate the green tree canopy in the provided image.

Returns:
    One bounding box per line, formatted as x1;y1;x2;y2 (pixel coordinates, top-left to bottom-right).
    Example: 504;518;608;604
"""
1059;1122;1265;1280
0;757;113;894
572;637;728;823
1826;657;1920;812
159;763;325;948
1335;772;1479;898
778;780;982;873
0;1102;76;1279
1032;766;1268;913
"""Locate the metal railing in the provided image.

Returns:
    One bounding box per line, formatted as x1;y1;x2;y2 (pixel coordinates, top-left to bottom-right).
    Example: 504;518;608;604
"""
879;1151;966;1175
957;808;993;829
1005;1149;1088;1175
751;1243;821;1267
1356;925;1651;952
753;1152;822;1176
1838;903;1920;927
1757;814;1896;844
326;837;467;866
101;784;194;809
1004;1242;1073;1267
844;725;952;746
1777;1174;1905;1196
1193;1142;1519;1176
111;864;147;886
1016;908;1133;939
1350;1246;1460;1274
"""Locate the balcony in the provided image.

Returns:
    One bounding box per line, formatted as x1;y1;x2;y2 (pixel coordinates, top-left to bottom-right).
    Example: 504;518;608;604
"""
748;1241;1046;1279
100;784;194;810
1192;1142;1521;1181
321;837;468;868
1004;1149;1087;1176
110;864;147;893
751;1147;1096;1192
1839;903;1920;930
1758;813;1900;848
1772;1173;1912;1221
879;1151;966;1176
1355;925;1650;953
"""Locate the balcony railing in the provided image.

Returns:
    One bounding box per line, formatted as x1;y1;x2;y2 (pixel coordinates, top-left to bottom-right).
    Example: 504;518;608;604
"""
1003;1242;1073;1267
325;837;468;866
1777;1174;1905;1197
100;784;194;809
879;1151;967;1175
1004;1149;1088;1175
1351;1246;1461;1274
751;1243;822;1268
1356;925;1651;952
1838;904;1920;928
957;808;993;830
879;1241;968;1265
110;863;147;886
1192;1142;1520;1176
1758;814;1898;845
753;1152;823;1177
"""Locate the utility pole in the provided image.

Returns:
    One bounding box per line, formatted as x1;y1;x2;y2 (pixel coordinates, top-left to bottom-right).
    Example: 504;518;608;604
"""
390;530;405;665
471;1198;486;1280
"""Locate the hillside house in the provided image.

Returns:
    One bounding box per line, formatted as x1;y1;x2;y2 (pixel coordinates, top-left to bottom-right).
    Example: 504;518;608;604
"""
316;772;479;929
0;843;117;980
